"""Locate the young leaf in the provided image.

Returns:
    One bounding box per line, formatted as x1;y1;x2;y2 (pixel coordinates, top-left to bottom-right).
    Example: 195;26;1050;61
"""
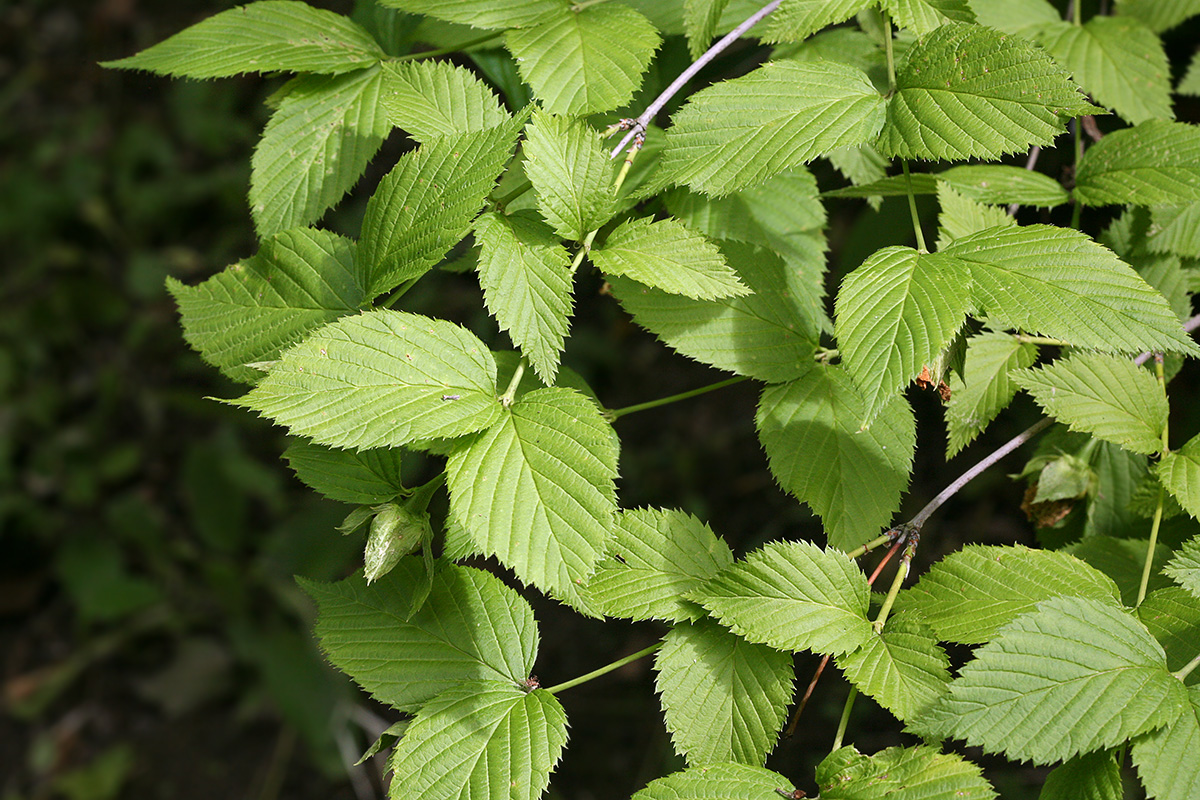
236;310;503;450
250;68;391;238
945;332;1037;457
1156;435;1200;520
360;114;526;296
1012;354;1168;455
817;745;996;800
1115;0;1200;33
1035;17;1173;125
1039;751;1122;800
380;60;510;142
168;228;365;384
505;4;661;116
836;617;951;722
522;111;617;242
882;0;976;36
877;23;1098;161
660;60;887;197
1138;587;1200;683
1165;534;1200;600
475;211;574;384
630;762;798;800
284;440;405;505
756;365;916;550
655;619;793;766
760;0;874;44
101;1;384;78
1131;685;1200;800
585;508;734;624
301;562;538;711
918;596;1189;765
592;217;747;301
942;224;1199;355
936;184;1017;249
684;0;732;59
377;0;568;30
690;540;875;656
896;545;1121;644
388;681;568;800
834;246;973;422
609;241;822;383
1075;120;1200;207
446;387;618;596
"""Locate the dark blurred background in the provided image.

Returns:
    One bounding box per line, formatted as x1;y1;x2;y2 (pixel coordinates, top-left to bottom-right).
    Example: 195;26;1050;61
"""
1;1;1198;799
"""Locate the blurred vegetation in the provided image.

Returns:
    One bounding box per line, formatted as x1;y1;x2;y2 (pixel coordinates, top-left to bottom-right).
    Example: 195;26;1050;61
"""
2;1;1199;799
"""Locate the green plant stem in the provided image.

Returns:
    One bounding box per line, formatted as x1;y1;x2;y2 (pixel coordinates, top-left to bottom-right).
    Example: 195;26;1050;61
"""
605;376;748;420
545;642;663;694
1174;652;1200;682
491;179;533;209
378;279;418;309
873;554;911;633
1137;356;1169;607
500;359;527;406
1070;119;1085;229
831;687;857;751
406;471;447;509
392;31;503;61
1072;0;1082;25
572;141;641;273
845;531;896;560
901;160;927;252
883;12;897;95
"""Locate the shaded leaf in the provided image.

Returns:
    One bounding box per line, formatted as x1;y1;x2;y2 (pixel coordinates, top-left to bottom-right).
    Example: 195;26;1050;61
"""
1164;534;1200;600
593;217;747;300
936;183;1017;249
1131;685;1200;800
1138;587;1200;685
1115;0;1200;33
817;744;996;800
837;616;951;722
631;762;797;800
1039;751;1122;800
882;0;976;36
377;0;567;30
945;332;1037;457
1075;120;1200;207
760;0;875;44
284;440;404;505
1156;435;1200;520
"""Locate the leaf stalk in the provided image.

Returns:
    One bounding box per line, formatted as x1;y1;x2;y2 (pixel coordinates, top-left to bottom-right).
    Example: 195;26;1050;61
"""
1174;652;1200;682
1137;355;1169;607
544;642;662;694
500;359;527;406
604;375;748;421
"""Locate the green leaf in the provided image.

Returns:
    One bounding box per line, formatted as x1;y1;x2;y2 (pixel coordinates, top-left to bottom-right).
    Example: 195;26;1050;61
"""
919;596;1188;764
1156;435;1200;520
388;681;568;800
631;762;798;800
760;0;875;44
1035;17;1173;126
360;114;526;296
377;0;568;30
1039;751;1122;800
691;540;875;656
446;387;618;596
521;111;617;242
837;617;951;722
1148;204;1200;259
284;440;404;504
1115;0;1200;33
882;0;976;36
684;0;732;59
1068;536;1174;607
301;562;538;711
1075;121;1200;207
835;246;972;422
943;224;1199;355
236;310;503;450
877;23;1098;161
585;508;734;624
1165;534;1200;600
1179;51;1200;96
593;217;747;300
941;164;1071;208
101;1;384;77
1012;354;1168;455
610;241;822;383
655;619;793;766
363;502;427;583
966;0;1059;38
936;183;1018;249
168;228;365;384
1132;685;1200;800
756;365;916;549
505;4;660;116
817;745;996;800
250;68;391;238
660;60;886;197
945;332;1038;457
380;60;510;142
897;545;1121;644
475;211;574;384
1138;587;1200;685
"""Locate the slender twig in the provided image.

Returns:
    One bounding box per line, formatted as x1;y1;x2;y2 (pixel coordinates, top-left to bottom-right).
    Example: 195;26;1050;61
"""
1137;354;1169;607
874;531;918;632
844;530;899;560
604;376;749;421
831;688;857;751
545;642;663;694
609;0;783;158
901;160;927;252
910;417;1055;530
883;11;897;95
